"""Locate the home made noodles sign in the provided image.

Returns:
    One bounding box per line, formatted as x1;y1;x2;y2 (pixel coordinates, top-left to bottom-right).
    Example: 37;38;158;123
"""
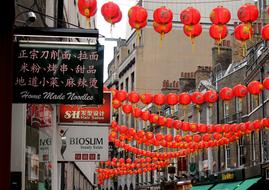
13;42;104;105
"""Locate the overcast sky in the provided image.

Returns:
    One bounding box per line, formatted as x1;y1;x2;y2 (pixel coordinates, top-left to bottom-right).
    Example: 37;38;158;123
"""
95;0;137;81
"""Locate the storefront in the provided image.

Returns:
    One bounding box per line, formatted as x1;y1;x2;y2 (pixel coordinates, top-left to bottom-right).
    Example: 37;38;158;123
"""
11;104;97;190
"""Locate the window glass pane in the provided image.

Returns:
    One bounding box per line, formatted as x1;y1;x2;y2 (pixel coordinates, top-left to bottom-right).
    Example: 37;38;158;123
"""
25;104;53;190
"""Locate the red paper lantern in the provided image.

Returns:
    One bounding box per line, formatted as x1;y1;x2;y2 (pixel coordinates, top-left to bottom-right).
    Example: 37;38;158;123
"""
166;93;178;105
120;125;128;134
78;0;97;18
210;6;231;25
149;114;159;124
215;124;223;133
155;133;164;141
234;23;253;41
101;2;121;24
193;134;201;143
183;24;202;40
233;84;248;98
165;134;173;142
178;92;191;105
263;77;269;90
112;99;122;109
180;7;201;25
153;93;166;106
237;4;259;23
128;5;148;30
190;123;198;133
153;6;173;24
122;104;133;114
213;133;222;140
202;134;211;142
219;87;233;101
184;135;192;143
158;116;167;126
146;132;154;140
173;120;182;130
247;81;263;95
209;24;228;43
191;91;205;105
127;128;136;137
166;118;173;128
174;135;182;142
116;90;128;101
128;91;140;103
140;93;153;104
262;118;269;128
181;122;190;131
198;124;207;133
204;90;218;104
133;107;142;118
141;111;150;121
108;10;122;24
261;24;269;41
153;22;172;40
129;19;147;31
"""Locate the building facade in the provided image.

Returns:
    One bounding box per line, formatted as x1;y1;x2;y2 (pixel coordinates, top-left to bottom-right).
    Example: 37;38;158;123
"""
12;1;98;190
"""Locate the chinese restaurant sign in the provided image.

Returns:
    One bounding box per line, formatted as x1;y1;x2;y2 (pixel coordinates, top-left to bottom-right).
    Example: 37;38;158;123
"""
57;126;108;162
59;92;112;125
13;42;104;104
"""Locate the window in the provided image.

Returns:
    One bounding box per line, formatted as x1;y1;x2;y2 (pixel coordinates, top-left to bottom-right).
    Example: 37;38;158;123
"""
25;104;53;190
235;98;242;113
120;82;123;90
251;132;256;165
131;72;135;91
133;43;135;49
238;138;245;166
223;102;229;122
125;77;129;92
225;145;231;169
248;91;261;112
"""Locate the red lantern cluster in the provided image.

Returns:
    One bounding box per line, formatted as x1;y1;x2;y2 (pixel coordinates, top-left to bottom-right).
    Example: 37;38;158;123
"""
235;4;258;55
180;7;202;44
153;6;173;42
101;2;122;25
209;6;230;46
128;6;148;35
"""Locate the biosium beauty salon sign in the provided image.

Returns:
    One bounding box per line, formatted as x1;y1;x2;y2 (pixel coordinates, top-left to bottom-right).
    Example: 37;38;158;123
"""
57;126;108;161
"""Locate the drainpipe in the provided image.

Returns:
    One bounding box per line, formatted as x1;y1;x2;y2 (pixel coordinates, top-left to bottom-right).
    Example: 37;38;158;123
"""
259;66;265;164
57;0;64;28
217;98;221;172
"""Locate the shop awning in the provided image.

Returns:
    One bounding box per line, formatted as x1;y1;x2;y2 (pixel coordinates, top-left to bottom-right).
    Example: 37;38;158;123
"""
234;177;261;190
211;181;243;190
191;184;213;190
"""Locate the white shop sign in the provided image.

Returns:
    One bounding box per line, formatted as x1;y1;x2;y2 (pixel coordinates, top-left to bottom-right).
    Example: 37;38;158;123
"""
57;126;108;162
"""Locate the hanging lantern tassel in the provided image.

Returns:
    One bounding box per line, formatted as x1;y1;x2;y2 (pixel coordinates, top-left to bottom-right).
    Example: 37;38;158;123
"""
136;29;141;45
242;41;247;57
86;16;91;29
160;32;165;48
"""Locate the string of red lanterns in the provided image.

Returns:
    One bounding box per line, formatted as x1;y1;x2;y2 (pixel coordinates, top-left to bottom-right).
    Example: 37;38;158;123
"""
96;160;170;185
111;95;269;132
78;2;269;47
110;77;269;109
109;119;269;149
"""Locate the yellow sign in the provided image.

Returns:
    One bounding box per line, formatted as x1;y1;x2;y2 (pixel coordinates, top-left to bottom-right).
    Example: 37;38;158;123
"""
221;173;235;181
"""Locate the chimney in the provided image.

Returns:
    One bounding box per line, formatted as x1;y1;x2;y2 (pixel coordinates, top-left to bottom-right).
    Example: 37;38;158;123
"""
195;66;212;88
179;72;196;92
